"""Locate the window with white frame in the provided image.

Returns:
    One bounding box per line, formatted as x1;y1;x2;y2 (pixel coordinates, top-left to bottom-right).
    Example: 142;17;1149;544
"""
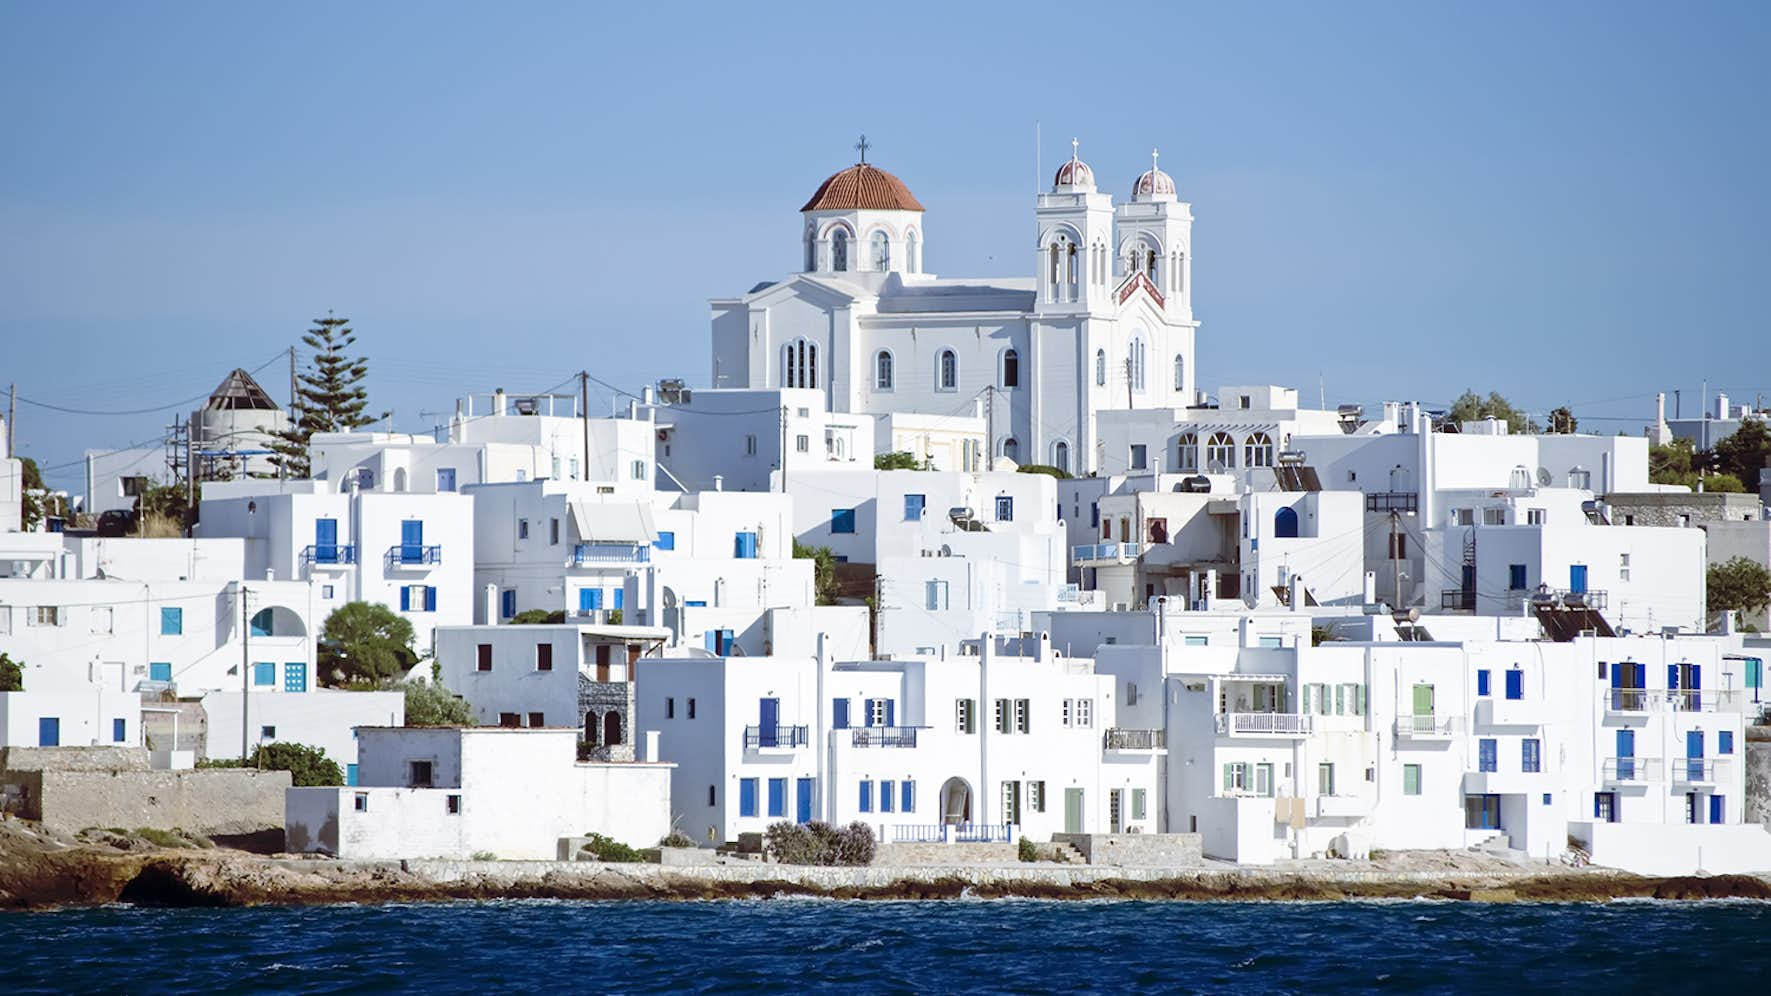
875;350;894;390
796;435;809;453
1013;698;1030;733
91;606;113;634
1176;433;1197;472
1243;432;1274;468
1619;553;1631;581
937;350;958;391
1483;508;1506;525
868;697;889;727
1205;432;1236;471
1028;780;1046;812
1223;762;1250;794
1076;698;1093;727
28;606;60;627
1527;508;1546;525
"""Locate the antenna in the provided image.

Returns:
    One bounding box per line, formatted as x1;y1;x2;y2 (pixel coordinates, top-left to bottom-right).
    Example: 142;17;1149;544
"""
1035;120;1041;195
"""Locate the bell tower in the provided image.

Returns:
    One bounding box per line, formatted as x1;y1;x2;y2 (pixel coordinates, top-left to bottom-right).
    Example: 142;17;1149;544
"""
1034;140;1114;316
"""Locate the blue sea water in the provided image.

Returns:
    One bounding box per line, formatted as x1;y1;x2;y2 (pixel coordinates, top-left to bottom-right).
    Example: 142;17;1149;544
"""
2;899;1768;994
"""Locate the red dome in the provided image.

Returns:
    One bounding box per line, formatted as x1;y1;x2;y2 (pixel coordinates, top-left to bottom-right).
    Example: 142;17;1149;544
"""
801;164;924;212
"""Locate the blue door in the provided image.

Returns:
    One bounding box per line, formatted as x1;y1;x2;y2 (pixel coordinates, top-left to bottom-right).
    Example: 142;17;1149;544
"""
346;764;359;786
832;698;850;729
400;520;424;562
796;778;814;823
1615;729;1635;780
315;518;339;563
1505;670;1523;700
758;698;779;747
436;468;456;492
1687;730;1705;782
284;663;307;693
767;778;787;818
1710;795;1725;824
1274;507;1299;538
1569;564;1588;594
38;717;60;747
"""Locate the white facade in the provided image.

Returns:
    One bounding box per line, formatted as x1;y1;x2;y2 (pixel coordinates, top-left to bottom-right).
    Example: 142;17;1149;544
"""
199;479;475;650
201;688;404;771
711;151;1200;477
634;635;1156;846
0;689;144;748
434;622;668;730
285;727;673;859
641;387;872;493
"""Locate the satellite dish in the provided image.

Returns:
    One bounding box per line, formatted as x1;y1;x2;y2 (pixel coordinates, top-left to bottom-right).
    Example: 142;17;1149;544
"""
1535;467;1552;487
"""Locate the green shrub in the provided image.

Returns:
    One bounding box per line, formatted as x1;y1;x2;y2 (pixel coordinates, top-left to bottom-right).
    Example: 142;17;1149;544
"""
659;830;696;849
764;821;876;865
1018;837;1038;862
0;652;23;692
510;609;566;624
764;821;823;865
199;742;342;786
832;822;876;866
581;833;645;863
405;679;476;727
470;850;497;861
136;828;192;849
1016;464;1072;479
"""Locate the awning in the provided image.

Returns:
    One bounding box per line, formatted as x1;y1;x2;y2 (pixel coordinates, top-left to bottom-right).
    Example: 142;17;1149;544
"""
570;500;657;544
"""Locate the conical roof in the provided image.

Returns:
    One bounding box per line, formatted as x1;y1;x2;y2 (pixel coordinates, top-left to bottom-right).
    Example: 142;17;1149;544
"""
205;368;280;411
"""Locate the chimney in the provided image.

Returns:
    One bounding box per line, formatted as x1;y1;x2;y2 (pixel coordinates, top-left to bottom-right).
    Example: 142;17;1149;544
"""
493;388;506;417
713;475;724;492
642;730;660;762
1716;392;1730;420
1289;575;1305;612
483;583;497;624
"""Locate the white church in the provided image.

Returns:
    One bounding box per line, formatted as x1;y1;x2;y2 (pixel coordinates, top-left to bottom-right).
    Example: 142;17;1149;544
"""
710;141;1200;476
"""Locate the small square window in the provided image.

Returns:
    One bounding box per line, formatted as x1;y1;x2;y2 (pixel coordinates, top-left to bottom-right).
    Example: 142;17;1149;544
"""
354;793;369;812
518;519;529;539
260;725;276;740
322;584;336;598
447;794;462;814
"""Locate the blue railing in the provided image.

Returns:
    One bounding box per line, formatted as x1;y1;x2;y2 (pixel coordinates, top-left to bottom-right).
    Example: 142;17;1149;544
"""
300;544;357;567
385;545;442;568
742;725;809;749
850;727;918;748
892;824;947;843
953;822;1012;843
571;543;650;566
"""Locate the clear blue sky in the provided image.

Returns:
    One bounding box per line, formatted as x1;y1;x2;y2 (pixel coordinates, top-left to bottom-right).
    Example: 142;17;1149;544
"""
4;2;1768;491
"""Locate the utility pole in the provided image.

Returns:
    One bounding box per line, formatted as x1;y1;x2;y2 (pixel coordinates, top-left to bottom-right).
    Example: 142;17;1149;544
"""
6;383;14;455
579;371;590;482
239;584;251;761
282;346;297;482
1390;511;1402;611
1124;357;1134;410
985;387;995;472
779;405;789;492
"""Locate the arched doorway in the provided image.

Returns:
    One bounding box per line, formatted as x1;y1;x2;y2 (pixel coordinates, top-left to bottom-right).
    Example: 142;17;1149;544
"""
584;711;599;746
1274;507;1300;539
939;777;973;825
603;712;623;746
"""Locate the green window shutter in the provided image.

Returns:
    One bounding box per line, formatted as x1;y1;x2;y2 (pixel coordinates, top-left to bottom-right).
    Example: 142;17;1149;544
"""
1223;764;1234;792
1357;685;1367;715
1301;685;1311;713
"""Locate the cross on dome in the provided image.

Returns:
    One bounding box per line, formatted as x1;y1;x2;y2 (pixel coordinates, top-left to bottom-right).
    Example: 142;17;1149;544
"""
855;134;870;164
1053;137;1095;191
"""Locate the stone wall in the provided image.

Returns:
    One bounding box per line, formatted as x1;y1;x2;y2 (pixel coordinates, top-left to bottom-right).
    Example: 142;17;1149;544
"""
32;768;290;835
0;746;150;772
579;677;635;762
873;842;1015;866
1052;832;1204;867
1746;733;1771;827
1603;493;1761;528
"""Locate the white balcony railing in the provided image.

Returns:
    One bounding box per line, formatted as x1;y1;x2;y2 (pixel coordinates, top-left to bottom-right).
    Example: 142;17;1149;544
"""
1395;714;1462;738
1216;712;1314;736
1602;757;1662;784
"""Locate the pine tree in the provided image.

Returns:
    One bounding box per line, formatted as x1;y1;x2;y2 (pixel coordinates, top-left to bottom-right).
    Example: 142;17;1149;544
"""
271;313;387;477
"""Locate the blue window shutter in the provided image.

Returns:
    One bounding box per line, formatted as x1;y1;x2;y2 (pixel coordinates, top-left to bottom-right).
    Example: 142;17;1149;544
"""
832;699;849;729
1711;795;1725;824
149;662;171;682
161;607;181;635
859;780;872;813
1668;664;1679;690
579;588;594;611
399;587;410;611
1505;670;1522;700
587;589;604;611
655;531;675;551
346;764;359;786
1090;503;1099;527
885;700;896;727
425;587;437;612
1690;664;1701;690
768;778;786;817
880;780;894;813
740;778;757;817
901;780;914;812
112;718;126;742
1477;670;1490;696
613;588;624;610
1721;731;1735;754
831;508;855;533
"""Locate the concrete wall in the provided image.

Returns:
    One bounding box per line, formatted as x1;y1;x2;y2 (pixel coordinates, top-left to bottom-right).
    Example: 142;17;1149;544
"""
1747;735;1771;827
1052;832;1203;867
32;768;290;834
1571;820;1771;876
872;842;1015;866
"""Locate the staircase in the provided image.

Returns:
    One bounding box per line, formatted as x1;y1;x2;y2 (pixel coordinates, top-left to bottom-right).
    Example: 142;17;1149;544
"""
1048;841;1087;865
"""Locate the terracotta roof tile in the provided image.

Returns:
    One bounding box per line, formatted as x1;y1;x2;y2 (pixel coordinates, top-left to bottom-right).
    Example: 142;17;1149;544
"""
800;164;924;212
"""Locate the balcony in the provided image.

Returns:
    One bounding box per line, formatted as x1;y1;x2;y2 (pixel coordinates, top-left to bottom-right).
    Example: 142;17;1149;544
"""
384;545;442;569
1215;712;1314;737
570;543;650;566
1476;697;1549;729
1604;689;1655;715
1395;714;1462;740
1365;492;1418;513
1103;728;1166;752
300;544;357;568
1071;542;1141;564
1462;769;1542;796
1440;589;1476;612
1314;794;1374;819
850;726;918;748
742;725;808;750
1666;689;1728;713
1672;758;1727;787
1602;756;1661;787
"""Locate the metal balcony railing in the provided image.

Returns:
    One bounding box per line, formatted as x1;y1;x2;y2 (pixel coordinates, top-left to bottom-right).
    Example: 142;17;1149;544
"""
1666;689;1726;712
850;726;919;748
1216;712;1314;735
1440;589;1477;611
1606;689;1654;712
1673;758;1726;785
1103;728;1166;750
300;544;357;567
1365;492;1418;513
1071;542;1141;562
953;822;1012;843
741;725;808;749
892;824;948;843
570;543;650;566
1602;757;1661;783
1395;714;1462;738
384;545;442;568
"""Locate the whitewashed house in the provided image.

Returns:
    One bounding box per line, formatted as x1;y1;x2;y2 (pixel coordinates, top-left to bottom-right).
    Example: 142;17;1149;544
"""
642;387;873;493
285;726;673;860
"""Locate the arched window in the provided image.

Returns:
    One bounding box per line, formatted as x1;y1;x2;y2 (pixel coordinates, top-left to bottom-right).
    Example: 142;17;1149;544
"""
1129;337;1146;391
805;235;816;272
1176;252;1185;294
870;231;890;271
937;349;958;391
832;229;849;272
1205;431;1236;471
603;711;623;746
906;230;920;272
1244;432;1274;468
1052;440;1069;474
875;350;894;390
806;342;817;389
1176;432;1198;472
1066;243;1079;300
1173;354;1186;392
1048;244;1061;299
1095;349;1106;387
1001;348;1019;389
782;339;818;389
1275;507;1300;539
1002;437;1019;462
585;711;600;747
781;343;797;388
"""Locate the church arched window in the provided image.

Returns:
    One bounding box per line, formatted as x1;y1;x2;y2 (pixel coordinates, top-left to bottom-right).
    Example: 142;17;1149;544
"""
1128;337;1146;391
1244;432;1274;468
907;230;919;273
832;229;849;272
783;339;818;389
1052;440;1070;474
1176;252;1185;294
1001;348;1019;389
1173;354;1186;392
871;231;890;271
1095;349;1106;387
1002;437;1019;463
937;349;958;391
1176;432;1198;472
1205;431;1236;471
875;350;894;391
1067;243;1079;300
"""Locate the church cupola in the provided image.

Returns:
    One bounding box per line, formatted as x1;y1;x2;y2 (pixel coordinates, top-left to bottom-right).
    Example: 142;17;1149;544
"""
1052;143;1096;193
801;135;925;277
1114;146;1193;316
1130;148;1177;203
1035;139;1113;315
